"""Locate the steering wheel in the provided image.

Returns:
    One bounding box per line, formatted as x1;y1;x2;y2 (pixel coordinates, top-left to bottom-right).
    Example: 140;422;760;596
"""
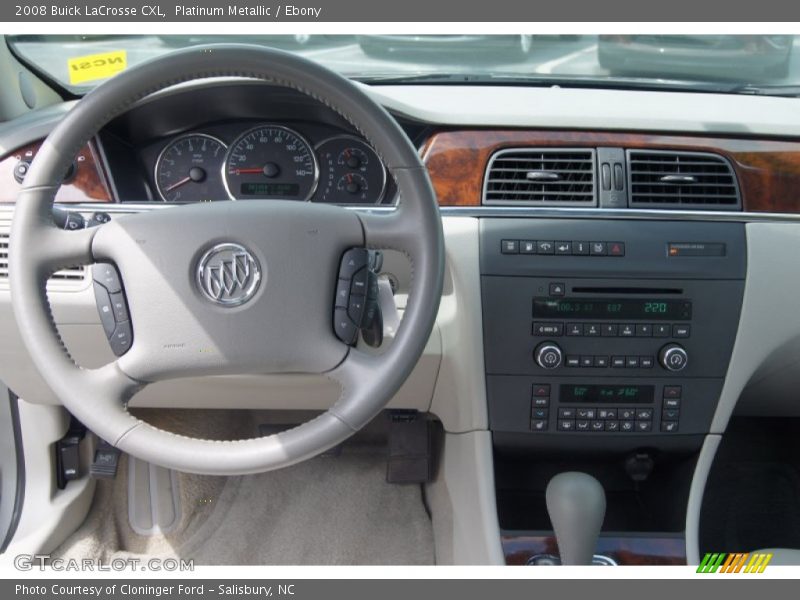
9;46;444;475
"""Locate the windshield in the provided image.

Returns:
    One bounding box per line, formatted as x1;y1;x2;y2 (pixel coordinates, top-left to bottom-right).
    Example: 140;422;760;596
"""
6;34;800;96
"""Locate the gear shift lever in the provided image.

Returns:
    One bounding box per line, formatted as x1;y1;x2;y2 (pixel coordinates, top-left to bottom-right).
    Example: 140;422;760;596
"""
545;472;606;565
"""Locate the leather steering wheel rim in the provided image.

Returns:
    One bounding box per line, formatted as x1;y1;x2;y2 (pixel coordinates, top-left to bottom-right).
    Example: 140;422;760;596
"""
9;45;444;475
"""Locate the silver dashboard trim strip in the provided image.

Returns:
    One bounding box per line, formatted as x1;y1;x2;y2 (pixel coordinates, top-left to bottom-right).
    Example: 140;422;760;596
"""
43;202;800;224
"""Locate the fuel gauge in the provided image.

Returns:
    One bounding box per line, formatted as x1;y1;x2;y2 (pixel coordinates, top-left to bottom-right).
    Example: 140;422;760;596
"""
315;135;386;204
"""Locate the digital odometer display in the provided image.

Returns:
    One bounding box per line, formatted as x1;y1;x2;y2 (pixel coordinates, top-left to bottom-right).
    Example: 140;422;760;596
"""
560;385;655;404
224;125;317;201
532;298;691;321
240;182;300;197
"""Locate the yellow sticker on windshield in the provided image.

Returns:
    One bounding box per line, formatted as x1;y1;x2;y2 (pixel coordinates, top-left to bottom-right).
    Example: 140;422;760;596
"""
67;50;127;85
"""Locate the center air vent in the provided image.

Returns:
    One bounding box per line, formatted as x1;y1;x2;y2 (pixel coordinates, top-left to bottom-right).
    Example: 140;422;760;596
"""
628;150;741;209
483;148;596;206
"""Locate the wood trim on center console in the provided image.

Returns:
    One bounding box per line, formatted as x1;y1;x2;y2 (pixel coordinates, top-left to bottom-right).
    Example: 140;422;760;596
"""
0;140;112;204
502;533;687;566
422;130;800;213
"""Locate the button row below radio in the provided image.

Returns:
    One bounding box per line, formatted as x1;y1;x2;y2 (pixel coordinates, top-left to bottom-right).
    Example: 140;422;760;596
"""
536;322;690;338
566;355;654;369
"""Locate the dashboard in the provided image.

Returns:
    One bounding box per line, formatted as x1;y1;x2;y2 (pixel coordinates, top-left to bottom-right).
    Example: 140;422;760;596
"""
5;79;800;566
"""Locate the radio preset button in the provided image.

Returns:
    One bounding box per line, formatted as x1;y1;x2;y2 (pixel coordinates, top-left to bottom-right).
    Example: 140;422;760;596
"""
584;323;601;336
602;324;619;337
619;324;635;337
635;323;652;337
653;324;671;337
566;323;583;336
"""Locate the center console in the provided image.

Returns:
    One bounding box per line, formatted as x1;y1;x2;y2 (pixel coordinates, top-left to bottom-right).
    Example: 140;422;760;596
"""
480;218;746;564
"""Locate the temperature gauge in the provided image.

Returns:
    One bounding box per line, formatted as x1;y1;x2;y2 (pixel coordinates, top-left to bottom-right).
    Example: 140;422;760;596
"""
315;135;386;204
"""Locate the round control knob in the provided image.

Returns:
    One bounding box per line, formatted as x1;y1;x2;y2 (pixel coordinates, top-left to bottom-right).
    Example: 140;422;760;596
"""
535;342;563;370
659;344;688;372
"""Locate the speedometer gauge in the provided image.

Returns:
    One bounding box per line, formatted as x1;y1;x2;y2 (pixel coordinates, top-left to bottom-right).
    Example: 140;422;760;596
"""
223;125;318;201
154;134;228;202
315;136;386;204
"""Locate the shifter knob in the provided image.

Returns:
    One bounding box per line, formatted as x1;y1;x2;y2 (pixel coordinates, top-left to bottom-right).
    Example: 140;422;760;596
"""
545;472;606;565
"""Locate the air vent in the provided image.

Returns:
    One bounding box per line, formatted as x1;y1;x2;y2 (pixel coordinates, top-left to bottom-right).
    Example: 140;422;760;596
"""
483;148;597;206
0;226;86;286
628;150;740;209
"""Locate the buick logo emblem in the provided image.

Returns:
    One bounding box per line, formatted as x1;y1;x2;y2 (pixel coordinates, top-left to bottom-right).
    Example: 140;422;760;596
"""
196;243;261;306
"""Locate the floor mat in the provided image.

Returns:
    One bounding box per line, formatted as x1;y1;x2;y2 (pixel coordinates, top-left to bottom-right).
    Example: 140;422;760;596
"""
700;417;800;554
53;448;435;565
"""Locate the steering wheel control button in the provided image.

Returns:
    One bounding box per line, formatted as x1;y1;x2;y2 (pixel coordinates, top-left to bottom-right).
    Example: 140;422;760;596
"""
110;322;133;356
333;308;358;345
334;279;351;308
93;283;117;337
350;268;368;295
348;295;366;325
110;293;129;322
92;263;122;294
659;344;689;371
92;262;134;355
339;248;369;278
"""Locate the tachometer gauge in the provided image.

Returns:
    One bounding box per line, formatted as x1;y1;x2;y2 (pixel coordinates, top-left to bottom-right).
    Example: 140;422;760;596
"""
223;125;318;201
154;134;227;202
315;136;387;204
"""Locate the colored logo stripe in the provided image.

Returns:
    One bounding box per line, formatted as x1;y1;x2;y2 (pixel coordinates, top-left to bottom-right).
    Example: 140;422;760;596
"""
697;552;772;573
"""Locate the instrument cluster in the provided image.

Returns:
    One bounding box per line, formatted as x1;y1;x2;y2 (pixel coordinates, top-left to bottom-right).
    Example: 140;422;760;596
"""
151;123;388;205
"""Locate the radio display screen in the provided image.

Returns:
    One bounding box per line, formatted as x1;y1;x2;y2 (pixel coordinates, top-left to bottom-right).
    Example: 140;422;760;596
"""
532;298;691;321
560;385;655;404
